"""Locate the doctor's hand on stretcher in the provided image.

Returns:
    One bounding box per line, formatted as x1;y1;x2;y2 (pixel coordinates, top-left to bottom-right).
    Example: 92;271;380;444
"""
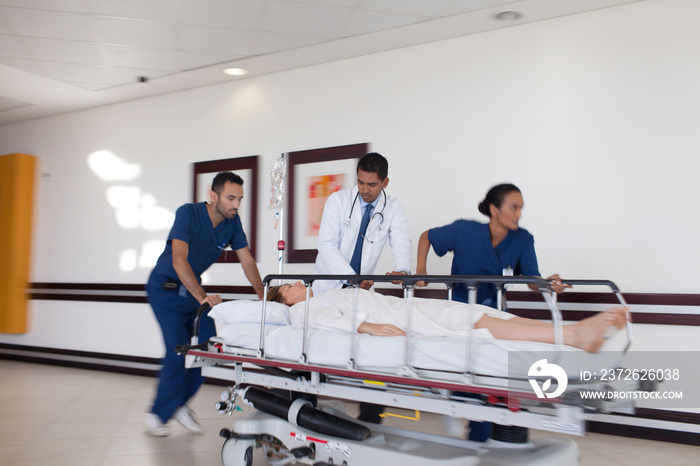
358;322;406;336
386;270;408;285
359;280;374;290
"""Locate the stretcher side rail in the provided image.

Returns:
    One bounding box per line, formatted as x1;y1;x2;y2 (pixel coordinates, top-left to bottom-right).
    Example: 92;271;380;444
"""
182;275;630;376
257;274;630;384
184;276;634;442
182;276;636;465
184;275;631;410
261;274;558;372
261;273;555;290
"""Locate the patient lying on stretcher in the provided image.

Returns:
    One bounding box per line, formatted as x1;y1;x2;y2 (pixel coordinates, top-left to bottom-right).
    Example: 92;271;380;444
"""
267;282;628;353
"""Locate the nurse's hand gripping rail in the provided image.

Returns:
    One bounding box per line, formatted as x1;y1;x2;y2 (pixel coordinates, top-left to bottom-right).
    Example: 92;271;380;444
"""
182;275;637;466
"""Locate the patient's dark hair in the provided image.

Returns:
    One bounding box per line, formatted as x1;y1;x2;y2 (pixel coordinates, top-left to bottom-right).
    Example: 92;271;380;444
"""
357;152;388;180
267;286;285;304
478;184;521;217
211;172;244;194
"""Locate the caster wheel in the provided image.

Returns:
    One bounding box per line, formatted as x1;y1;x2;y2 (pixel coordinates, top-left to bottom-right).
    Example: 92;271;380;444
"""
221;438;255;466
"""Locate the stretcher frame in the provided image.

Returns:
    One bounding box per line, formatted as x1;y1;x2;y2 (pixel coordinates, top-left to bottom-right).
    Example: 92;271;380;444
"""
183;275;633;465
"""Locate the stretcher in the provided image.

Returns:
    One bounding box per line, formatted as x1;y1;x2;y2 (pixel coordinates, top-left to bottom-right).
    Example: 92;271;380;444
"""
181;275;637;466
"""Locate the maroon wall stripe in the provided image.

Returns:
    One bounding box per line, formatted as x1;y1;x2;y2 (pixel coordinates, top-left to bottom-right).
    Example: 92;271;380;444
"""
27;283;700;326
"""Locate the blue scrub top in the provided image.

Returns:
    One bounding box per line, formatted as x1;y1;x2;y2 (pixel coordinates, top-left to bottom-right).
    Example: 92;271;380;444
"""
152;202;248;281
428;219;540;308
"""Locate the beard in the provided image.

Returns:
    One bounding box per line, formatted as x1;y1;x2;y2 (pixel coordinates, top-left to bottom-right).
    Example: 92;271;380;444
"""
216;201;237;219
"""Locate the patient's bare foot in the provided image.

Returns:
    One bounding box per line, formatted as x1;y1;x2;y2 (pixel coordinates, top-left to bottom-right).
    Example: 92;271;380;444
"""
565;307;628;352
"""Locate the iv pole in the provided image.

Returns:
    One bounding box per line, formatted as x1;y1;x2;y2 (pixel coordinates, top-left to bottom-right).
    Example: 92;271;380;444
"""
269;154;287;284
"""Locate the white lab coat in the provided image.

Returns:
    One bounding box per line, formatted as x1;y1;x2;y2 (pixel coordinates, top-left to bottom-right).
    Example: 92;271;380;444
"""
312;186;412;295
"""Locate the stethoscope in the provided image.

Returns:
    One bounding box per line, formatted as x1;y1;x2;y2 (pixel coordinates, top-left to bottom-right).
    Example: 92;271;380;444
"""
345;189;387;242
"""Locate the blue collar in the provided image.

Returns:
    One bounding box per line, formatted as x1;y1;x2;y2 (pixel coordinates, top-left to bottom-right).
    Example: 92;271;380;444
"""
358;195;379;211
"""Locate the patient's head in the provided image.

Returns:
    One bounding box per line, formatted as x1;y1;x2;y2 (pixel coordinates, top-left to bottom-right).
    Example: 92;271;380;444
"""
267;281;312;305
267;286;285;303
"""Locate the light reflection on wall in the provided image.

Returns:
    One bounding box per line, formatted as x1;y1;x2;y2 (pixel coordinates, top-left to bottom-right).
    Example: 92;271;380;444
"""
88;150;141;181
139;241;167;269
106;187;174;231
140;193;174;231
88;150;174;272
107;186;141;228
119;249;138;271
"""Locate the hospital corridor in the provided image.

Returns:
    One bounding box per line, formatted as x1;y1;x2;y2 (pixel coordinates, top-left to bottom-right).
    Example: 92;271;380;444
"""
0;359;697;466
2;0;700;464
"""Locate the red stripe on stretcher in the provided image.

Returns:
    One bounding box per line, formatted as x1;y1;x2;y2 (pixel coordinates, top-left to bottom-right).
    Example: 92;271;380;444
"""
290;431;328;444
186;349;544;402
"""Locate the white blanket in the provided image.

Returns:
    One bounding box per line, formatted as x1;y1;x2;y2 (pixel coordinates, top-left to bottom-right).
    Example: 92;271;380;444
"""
287;289;514;336
210;298;626;380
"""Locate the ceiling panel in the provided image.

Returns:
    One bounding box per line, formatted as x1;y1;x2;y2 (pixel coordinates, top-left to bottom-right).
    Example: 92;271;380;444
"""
344;9;430;36
23;36;104;64
86;0;181;22
178;0;266;30
41;61;171;87
0;33;28;59
0;57;48;76
263;1;354;38
0;0;86;13
0;93;30;112
0;7;94;41
103;44;180;71
179;26;268;56
93;16;179;49
359;0;453;17
444;0;522;15
179;49;240;71
0;0;645;126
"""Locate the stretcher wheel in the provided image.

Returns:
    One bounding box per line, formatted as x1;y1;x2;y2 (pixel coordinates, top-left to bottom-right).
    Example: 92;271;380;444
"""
221;438;254;466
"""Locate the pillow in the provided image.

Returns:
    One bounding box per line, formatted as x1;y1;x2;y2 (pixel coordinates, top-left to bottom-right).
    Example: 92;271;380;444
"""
208;300;290;325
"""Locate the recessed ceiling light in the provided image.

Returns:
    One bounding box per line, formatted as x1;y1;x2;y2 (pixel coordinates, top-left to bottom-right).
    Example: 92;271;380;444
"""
494;10;522;21
223;67;248;76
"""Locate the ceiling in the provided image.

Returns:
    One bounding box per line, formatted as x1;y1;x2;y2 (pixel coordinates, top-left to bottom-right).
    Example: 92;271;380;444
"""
0;0;642;127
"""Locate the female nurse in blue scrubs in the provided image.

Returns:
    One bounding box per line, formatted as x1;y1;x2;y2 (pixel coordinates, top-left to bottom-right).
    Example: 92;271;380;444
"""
416;183;568;305
415;183;569;441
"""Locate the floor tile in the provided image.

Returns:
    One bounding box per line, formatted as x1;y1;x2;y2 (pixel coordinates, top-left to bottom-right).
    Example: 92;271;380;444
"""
1;359;698;466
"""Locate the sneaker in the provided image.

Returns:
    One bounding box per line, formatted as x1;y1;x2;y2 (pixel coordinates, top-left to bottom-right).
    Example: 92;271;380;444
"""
144;413;170;437
174;405;204;434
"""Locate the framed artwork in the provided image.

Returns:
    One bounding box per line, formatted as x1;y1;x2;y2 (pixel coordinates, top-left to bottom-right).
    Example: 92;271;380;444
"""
287;143;368;263
193;155;259;263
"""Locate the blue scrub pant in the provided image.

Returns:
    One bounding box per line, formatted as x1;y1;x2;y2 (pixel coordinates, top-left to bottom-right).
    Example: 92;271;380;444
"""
468;419;492;442
146;272;216;423
457;391;492;442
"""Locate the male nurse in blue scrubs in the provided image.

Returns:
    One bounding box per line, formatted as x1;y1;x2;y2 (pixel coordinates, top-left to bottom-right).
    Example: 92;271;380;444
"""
144;172;264;436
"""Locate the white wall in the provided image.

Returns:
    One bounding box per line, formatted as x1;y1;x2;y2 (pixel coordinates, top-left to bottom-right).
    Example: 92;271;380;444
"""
0;0;698;357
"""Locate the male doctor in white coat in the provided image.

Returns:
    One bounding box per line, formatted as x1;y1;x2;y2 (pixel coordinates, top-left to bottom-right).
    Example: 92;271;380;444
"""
312;152;412;423
312;152;412;293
